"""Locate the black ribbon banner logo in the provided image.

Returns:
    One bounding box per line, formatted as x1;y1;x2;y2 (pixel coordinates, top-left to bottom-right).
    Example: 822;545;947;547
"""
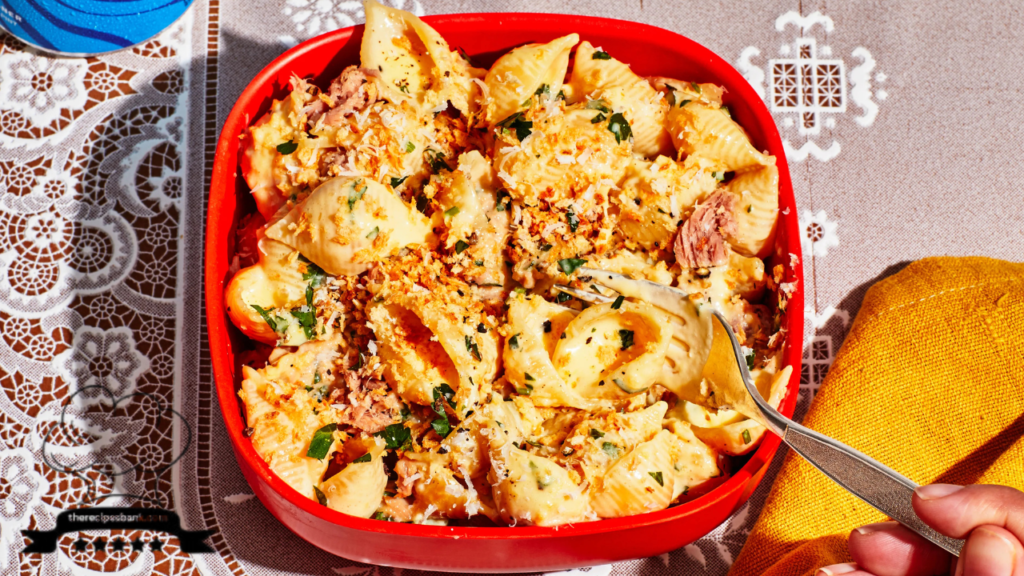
22;507;214;554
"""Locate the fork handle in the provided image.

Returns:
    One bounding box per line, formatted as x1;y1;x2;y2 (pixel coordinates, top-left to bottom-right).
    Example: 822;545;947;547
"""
782;420;965;557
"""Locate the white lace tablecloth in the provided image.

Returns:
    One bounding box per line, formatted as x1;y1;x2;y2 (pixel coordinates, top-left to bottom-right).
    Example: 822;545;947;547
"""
2;1;1022;575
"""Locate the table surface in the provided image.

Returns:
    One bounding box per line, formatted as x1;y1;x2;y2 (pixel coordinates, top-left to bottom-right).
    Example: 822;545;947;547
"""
2;1;1022;575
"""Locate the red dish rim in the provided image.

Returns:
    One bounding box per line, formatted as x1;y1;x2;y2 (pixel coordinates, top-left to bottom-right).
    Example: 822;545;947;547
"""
206;12;804;544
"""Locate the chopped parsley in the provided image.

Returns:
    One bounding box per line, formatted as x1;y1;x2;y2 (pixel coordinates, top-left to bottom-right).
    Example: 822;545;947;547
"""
721;104;732;118
352;452;372;463
508;333;520;350
290;307;317;339
375;423;412;450
558;258;587;276
431;417;452;438
373;511;390;521
434;383;456;408
678;99;691;108
390;175;408;188
592;50;611;60
619;329;634;350
611;295;625;309
276;140;298;154
305;423;337;460
690;81;702;94
516;382;534;396
585;99;611;113
405;141;415;153
366;226;379;240
524;372;535;381
591;112;607;124
745;350;756;371
457;47;474;65
590;428;605;439
465;335;482;361
534;83;551;97
444;206;461;218
742;428;752;444
300;257;327;285
649;471;664;486
556;291;572;303
566;207;580;232
313;486;327;506
607;113;632;144
347;180;367;211
426;149;449;172
601;442;621;458
455;240;469;254
251;305;286;333
713;170;726;181
495;111;533;141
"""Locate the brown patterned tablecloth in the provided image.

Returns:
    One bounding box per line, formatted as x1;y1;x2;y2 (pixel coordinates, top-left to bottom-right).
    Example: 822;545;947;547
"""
2;1;1022;575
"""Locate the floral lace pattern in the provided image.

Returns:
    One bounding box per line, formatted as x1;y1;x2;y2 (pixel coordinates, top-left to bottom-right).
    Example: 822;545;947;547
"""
0;6;200;574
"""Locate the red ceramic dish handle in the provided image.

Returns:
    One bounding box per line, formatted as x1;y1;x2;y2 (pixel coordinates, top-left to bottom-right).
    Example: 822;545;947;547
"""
205;12;804;572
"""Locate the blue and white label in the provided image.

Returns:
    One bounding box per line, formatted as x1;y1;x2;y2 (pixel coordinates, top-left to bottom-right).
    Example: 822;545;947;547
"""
0;0;195;56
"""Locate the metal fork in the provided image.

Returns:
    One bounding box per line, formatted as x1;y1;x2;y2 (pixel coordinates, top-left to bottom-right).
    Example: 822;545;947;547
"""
557;268;964;557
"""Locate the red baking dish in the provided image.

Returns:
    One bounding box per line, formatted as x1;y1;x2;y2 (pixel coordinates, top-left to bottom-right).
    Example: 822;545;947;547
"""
205;12;803;573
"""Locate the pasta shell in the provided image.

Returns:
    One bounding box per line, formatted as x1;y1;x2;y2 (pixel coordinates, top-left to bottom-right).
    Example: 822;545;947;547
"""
225;237;310;346
265;177;433;277
320;441;387;518
569;41;674;158
667;102;771;172
484;34;578;125
488;445;590;526
725;163;780;258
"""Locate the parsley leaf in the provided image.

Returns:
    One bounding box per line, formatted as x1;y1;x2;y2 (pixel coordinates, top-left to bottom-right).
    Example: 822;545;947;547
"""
465;335;482;361
516;382;534;396
276;141;298;154
590;428;605;439
619;329;634;350
431;417;452;438
566;207;580;232
591;112;607;124
556;291;572;303
313;486;327;506
444;206;461;218
509;333;520;350
405;141;415;153
426;149;449;172
534;83;551;97
305;423;337;460
495;111;533;140
611;295;625;310
352;452;372;463
649;471;664;486
690;81;702;94
742;428;752;444
435;383;456;408
585;99;612;113
300;257;327;286
348;180;367;211
607;112;632;144
390;175;408;188
455;240;469;254
602;442;621;458
375;423;412;450
366;226;380;240
745;350;756;370
558;258;587;276
290;307;317;340
592;50;612;60
251;305;285;333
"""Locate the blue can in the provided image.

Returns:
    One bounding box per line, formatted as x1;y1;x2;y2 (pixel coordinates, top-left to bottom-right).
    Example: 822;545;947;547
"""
0;0;195;56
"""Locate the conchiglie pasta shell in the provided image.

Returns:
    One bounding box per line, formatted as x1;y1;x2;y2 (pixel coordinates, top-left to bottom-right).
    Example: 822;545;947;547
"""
503;295;590;409
662;420;721;498
552;300;672;399
265;177;433;277
668;102;771;172
689;366;792;456
590;430;679;517
488;446;589;526
569;41;674;158
320;442;387;518
484;34;579;125
657;299;714;402
725;163;779;258
225;237;309;346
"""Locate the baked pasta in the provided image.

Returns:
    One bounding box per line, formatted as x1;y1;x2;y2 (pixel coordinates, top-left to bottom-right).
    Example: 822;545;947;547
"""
227;0;794;527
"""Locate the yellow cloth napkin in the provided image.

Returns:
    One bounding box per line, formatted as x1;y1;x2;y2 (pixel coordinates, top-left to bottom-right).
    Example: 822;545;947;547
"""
728;256;1024;576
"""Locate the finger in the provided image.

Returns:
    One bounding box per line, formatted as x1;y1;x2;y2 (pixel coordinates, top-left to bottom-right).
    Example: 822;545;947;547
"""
954;525;1024;576
816;562;876;576
847;521;954;576
913;484;1024;544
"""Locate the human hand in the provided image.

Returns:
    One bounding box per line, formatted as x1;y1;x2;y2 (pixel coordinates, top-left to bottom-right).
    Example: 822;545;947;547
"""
816;484;1024;576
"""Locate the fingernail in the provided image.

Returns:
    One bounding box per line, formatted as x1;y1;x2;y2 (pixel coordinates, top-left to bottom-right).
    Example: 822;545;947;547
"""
816;563;858;576
854;520;899;536
914;483;964;500
964;527;1016;576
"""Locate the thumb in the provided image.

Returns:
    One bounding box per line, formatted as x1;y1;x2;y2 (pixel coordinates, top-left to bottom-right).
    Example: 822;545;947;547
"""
913;484;1024;544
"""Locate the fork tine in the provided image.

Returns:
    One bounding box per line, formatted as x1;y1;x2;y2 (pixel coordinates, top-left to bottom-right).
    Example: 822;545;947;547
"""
579;267;696;318
553;284;614;305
